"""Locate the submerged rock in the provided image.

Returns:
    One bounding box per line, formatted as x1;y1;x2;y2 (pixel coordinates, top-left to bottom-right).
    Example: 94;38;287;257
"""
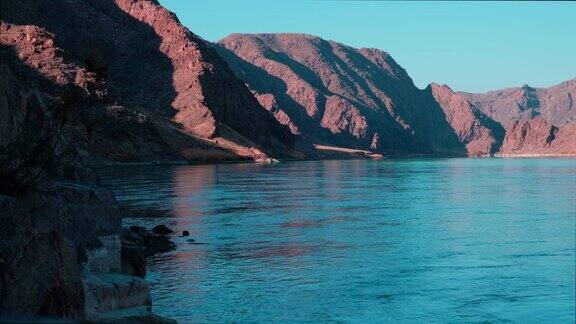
122;225;176;255
129;225;149;238
152;224;174;235
119;225;176;278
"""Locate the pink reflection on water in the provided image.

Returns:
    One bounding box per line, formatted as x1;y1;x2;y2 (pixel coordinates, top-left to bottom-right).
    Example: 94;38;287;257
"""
281;220;323;228
249;244;313;258
172;165;215;223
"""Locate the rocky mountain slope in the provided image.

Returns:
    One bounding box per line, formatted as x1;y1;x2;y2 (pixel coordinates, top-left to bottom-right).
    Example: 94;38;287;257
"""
499;117;576;156
426;84;505;156
217;33;505;156
460;80;576;126
460;80;575;155
2;1;572;162
217;33;574;157
1;0;295;164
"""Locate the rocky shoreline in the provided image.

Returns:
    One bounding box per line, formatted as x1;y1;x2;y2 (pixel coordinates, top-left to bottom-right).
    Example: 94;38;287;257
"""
0;180;178;323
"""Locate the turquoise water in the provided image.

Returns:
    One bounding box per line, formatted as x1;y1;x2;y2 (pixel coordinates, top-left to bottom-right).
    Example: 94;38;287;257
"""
101;159;576;323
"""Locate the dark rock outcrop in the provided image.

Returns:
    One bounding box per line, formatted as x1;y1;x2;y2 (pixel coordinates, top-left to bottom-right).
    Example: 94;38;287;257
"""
119;225;177;278
0;182;119;318
122;226;176;256
152;224;173;236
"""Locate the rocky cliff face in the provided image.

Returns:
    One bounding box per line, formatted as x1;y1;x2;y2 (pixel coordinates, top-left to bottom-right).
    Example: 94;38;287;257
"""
218;33;438;155
217;33;508;156
460;80;576;155
0;180;176;322
499;117;576;156
427;84;505;156
0;55;170;321
1;0;294;163
0;183;119;318
460;80;576;126
218;33;574;157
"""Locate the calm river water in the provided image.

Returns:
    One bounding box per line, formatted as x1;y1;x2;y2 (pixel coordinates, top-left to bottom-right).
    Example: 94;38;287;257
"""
100;158;576;323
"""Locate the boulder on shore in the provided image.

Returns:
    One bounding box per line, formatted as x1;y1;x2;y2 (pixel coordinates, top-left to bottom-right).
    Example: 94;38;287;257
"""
120;225;177;278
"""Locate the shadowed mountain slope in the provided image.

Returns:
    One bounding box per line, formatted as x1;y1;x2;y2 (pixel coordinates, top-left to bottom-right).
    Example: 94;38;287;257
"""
217;33;505;156
427;84;505;156
1;0;295;163
2;4;573;159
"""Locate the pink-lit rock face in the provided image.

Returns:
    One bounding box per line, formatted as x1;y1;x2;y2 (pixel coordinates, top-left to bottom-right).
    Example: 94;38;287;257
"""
1;0;294;163
217;33;574;156
427;84;504;156
500;117;576;156
460;80;576;126
218;34;431;155
2;1;573;160
217;33;507;156
460;80;576;155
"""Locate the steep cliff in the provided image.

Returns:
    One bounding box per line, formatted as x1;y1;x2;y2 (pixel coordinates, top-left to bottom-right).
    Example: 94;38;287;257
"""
460;80;575;155
217;33;507;156
218;33;574;157
427;84;504;156
499;117;576;156
0;61;162;321
1;0;294;163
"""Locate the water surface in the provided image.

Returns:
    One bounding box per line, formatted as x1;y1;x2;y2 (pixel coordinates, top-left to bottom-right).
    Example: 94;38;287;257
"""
100;159;576;323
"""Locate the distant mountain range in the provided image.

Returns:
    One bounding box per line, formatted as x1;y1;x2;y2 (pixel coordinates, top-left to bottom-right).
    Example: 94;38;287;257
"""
2;0;574;164
217;33;575;157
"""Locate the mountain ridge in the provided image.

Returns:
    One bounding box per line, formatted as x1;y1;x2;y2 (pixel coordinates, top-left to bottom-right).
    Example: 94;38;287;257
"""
1;4;574;161
1;0;296;164
217;32;574;157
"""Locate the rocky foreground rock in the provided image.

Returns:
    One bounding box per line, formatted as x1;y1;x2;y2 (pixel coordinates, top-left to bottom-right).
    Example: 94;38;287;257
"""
120;225;177;278
0;182;174;323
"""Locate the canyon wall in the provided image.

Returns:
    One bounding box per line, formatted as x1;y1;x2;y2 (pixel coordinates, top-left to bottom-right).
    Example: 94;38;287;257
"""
217;33;574;157
1;0;295;164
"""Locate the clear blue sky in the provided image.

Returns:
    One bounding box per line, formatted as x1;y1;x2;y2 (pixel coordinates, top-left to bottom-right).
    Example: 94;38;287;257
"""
159;0;575;93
